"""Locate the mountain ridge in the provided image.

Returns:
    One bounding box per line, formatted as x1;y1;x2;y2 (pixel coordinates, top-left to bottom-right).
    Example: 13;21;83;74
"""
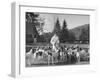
69;24;90;40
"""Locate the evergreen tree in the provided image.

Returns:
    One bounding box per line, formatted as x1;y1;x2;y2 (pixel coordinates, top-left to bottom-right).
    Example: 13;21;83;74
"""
68;31;76;43
26;12;45;43
26;12;40;38
62;20;67;30
60;20;69;43
53;18;61;36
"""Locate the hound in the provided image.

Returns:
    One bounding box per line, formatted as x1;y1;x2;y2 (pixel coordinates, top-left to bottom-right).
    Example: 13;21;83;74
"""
26;48;33;66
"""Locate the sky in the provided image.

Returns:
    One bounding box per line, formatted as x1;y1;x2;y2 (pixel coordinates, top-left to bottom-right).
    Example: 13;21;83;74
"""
39;13;90;33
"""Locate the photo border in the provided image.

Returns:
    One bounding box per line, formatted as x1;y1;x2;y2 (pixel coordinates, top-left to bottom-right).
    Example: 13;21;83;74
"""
11;2;96;78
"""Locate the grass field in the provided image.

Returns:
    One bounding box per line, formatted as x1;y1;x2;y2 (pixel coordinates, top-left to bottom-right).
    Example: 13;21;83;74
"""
26;43;89;49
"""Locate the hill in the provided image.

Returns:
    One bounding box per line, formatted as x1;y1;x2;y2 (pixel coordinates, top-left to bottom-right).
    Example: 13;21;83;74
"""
69;24;90;40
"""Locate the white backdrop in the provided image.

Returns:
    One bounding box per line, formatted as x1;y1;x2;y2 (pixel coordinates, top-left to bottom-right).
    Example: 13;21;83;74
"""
0;0;100;80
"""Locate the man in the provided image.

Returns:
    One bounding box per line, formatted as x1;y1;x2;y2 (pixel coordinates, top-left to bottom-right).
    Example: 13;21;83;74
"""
50;34;60;52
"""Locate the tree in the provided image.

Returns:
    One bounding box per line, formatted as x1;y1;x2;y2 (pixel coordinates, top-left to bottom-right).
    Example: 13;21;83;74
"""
53;18;61;37
26;12;39;24
26;12;45;43
43;32;53;43
26;12;40;38
60;20;69;43
62;19;67;30
79;26;89;43
68;31;76;43
87;25;90;41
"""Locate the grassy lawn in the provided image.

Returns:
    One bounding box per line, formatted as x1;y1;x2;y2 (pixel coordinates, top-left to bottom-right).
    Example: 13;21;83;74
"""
26;43;89;48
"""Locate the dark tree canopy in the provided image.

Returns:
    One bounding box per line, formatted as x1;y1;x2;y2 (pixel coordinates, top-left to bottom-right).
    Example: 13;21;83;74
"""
53;18;61;36
62;20;67;30
43;33;53;43
26;12;40;38
60;20;69;43
68;31;76;43
79;26;89;43
26;12;39;24
26;12;45;43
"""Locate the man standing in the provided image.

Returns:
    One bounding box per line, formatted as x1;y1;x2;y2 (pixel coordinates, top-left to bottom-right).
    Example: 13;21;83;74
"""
50;34;60;52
